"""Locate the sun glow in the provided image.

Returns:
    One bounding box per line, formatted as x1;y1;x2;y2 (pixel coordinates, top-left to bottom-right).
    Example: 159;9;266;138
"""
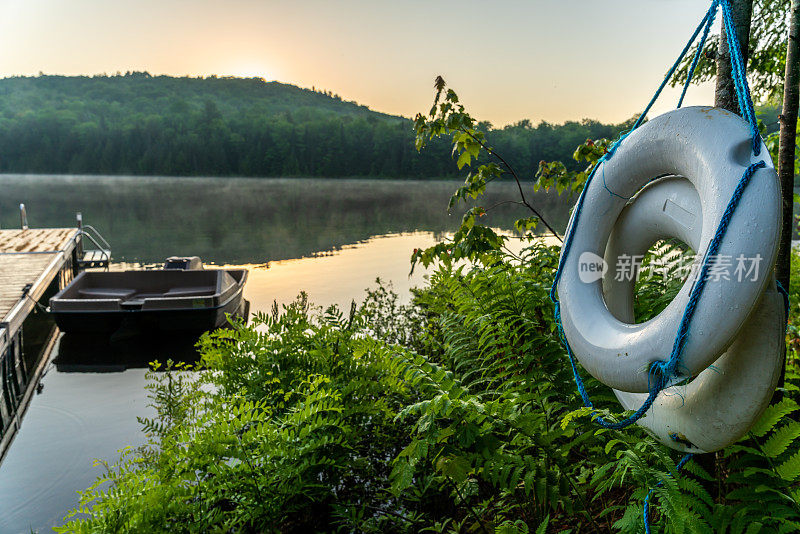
228;63;272;80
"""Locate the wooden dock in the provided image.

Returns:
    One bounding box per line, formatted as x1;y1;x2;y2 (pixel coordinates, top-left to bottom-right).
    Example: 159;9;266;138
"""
0;228;83;460
0;228;79;327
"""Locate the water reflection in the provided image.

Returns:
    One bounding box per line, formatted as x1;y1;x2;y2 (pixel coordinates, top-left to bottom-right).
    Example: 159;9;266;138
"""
240;232;444;310
0;330;204;533
0;175;570;264
0;365;152;533
55;333;201;373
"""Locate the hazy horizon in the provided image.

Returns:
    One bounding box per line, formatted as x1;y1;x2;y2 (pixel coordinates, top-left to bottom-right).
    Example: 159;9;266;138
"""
0;0;718;126
0;71;651;127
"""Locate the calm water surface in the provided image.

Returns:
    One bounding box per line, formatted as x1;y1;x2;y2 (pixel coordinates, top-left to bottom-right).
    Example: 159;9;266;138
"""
0;175;567;533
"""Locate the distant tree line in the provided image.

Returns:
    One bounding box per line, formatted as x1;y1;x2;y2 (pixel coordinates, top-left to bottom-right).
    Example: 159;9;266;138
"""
0;73;627;178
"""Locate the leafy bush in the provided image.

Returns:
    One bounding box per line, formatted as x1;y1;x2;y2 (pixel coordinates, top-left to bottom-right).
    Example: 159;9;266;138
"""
57;241;800;533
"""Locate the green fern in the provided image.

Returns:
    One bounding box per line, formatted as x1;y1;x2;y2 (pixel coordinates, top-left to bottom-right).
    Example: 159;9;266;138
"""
750;398;800;438
57;245;800;534
762;421;800;458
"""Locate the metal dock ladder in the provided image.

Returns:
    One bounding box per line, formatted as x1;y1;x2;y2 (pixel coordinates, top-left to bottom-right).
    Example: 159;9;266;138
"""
75;213;111;269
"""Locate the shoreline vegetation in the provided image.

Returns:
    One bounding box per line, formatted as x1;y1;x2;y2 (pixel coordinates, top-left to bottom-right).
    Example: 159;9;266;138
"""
56;249;800;534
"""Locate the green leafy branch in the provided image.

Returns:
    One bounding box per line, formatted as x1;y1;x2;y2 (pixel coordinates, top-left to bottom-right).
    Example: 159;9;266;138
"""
410;77;564;272
411;76;622;273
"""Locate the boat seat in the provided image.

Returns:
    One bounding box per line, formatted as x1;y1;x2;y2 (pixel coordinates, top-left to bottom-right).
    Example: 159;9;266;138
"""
78;288;136;300
163;286;215;297
132;293;166;299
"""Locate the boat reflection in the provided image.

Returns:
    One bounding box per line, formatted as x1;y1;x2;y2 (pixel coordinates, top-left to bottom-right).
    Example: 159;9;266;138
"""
54;332;201;373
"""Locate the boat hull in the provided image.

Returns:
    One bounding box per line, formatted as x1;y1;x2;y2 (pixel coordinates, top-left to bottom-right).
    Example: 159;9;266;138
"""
49;268;249;335
51;294;248;334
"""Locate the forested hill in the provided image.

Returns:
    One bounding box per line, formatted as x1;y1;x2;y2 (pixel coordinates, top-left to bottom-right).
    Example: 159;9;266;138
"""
0;73;626;178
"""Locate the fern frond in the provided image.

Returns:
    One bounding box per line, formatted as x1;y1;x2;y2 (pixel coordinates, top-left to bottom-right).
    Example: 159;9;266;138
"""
750;399;800;438
762;421;800;458
777;450;800;481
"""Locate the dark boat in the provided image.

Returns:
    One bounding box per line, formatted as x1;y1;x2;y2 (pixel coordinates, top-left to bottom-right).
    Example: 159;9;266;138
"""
49;258;249;334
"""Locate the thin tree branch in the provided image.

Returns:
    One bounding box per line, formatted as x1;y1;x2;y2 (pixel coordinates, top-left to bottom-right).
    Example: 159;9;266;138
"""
446;475;491;534
484;199;525;212
459;128;564;243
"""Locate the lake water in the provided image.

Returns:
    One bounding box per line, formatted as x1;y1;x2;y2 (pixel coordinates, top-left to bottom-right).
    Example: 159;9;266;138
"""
0;174;568;533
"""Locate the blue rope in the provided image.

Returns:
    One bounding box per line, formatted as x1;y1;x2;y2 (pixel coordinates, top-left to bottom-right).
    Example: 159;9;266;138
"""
629;2;717;133
547;1;776;530
555;159;765;432
657;160;765;379
678;2;718;108
719;0;762;154
777;279;791;331
552;0;766;432
643;454;694;534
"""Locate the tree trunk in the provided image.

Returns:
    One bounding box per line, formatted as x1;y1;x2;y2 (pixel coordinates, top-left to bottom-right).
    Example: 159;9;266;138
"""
772;0;800;410
778;0;800;296
715;0;754;113
700;0;755;497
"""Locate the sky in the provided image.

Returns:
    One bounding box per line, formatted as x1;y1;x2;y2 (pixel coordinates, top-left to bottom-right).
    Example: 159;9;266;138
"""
0;0;719;126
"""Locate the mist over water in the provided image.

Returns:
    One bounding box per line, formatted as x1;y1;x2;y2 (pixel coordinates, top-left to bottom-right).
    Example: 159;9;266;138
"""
0;175;569;265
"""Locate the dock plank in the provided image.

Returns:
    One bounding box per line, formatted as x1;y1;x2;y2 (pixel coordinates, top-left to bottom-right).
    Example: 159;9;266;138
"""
0;228;76;253
0;228;80;323
0;254;58;321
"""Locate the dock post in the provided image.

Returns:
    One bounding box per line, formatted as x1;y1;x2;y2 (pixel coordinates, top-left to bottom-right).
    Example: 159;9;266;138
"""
19;204;28;231
74;213;83;276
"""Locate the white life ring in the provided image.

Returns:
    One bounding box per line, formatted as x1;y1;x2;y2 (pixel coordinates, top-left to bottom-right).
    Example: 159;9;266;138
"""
604;176;784;453
557;106;781;394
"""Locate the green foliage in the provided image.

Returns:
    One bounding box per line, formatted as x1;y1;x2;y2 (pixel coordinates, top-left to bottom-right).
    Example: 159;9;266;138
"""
534;137;618;197
764;127;800;178
60;246;800;533
410;78;630;274
633;240;693;323
58;297;424;533
673;0;789;105
0;73;624;179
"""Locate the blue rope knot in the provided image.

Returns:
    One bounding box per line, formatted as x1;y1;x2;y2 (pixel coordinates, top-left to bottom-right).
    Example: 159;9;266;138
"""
648;360;672;393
